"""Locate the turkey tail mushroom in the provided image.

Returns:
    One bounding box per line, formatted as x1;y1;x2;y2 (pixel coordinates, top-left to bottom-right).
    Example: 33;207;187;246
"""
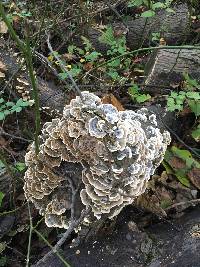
24;92;171;228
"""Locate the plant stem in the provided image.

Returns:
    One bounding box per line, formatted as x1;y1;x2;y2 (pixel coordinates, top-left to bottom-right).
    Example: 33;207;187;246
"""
0;3;25;53
33;229;71;267
0;2;41;154
26;201;33;267
25;37;41;154
82;45;200;80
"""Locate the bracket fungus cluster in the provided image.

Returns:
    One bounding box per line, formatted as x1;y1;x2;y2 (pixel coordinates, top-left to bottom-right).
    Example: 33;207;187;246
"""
24;91;171;228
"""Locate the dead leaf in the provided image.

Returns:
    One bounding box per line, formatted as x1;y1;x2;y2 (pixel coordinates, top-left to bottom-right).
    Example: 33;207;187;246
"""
169;156;186;169
188;168;200;190
102;94;125;111
0;21;8;34
83;62;93;71
0;71;5;78
136;193;167;217
0;60;7;72
0;60;6;78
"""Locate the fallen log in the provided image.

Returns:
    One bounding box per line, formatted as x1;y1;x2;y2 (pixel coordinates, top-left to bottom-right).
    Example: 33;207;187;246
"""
87;3;190;53
0;50;67;114
144;48;200;91
34;206;200;267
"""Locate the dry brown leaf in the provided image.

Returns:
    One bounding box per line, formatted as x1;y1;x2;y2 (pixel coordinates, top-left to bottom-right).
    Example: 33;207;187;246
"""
0;71;5;78
101;94;125;111
169;156;186;169
0;60;7;72
136;193;167;217
0;60;7;78
0;21;8;34
188;168;200;190
83;62;93;71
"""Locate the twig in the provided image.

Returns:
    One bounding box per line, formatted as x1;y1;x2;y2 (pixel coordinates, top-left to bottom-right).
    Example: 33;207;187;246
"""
91;0;126;16
34;51;71;89
33;230;71;267
34;208;91;266
26;201;33;267
0;202;27;216
0;127;32;142
107;2;129;30
81;45;200;80
157;113;200;159
165;199;200;211
46;34;83;99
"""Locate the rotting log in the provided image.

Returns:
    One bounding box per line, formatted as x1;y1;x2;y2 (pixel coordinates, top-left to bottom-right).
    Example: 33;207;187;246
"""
144;49;200;91
0;50;67;114
87;3;190;53
34;206;200;267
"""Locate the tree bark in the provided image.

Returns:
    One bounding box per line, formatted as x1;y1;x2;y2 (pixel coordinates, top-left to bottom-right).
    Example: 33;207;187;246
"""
87;4;190;53
144;49;200;91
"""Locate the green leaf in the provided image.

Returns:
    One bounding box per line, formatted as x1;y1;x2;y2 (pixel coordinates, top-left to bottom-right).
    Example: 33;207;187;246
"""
152;32;160;41
135;94;151;103
141;10;156;18
81;36;93;51
16;98;24;106
0;192;5;207
99;26;115;45
176;174;190;187
85;51;101;61
152;2;165;10
0;112;5;120
0;98;4;104
0;161;5;169
160;199;172;209
68;67;82;77
20;101;31;107
76;48;84;55
162;161;174;175
183;73;200;90
15;162;26;172
186;92;200;100
165;7;175;13
171;146;194;169
188;100;200;116
192;125;200;141
5;102;14;107
3;110;10;115
15;106;22;113
0;256;7;267
107;59;121;67
58;72;68;80
171;92;178;98
128;0;144;7
107;70;120;80
68;45;76;54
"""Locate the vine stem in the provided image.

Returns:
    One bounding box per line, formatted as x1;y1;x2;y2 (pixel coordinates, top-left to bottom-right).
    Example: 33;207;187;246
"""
26;201;33;267
0;3;41;154
34;208;91;266
81;45;200;80
33;229;71;267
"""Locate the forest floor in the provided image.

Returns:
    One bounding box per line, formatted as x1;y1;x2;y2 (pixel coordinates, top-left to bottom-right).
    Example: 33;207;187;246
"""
0;1;200;266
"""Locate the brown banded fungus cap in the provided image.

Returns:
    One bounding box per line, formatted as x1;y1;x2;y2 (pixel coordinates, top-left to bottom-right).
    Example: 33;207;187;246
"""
24;91;171;227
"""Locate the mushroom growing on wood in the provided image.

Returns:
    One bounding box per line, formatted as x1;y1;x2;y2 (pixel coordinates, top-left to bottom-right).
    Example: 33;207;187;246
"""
24;91;171;228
